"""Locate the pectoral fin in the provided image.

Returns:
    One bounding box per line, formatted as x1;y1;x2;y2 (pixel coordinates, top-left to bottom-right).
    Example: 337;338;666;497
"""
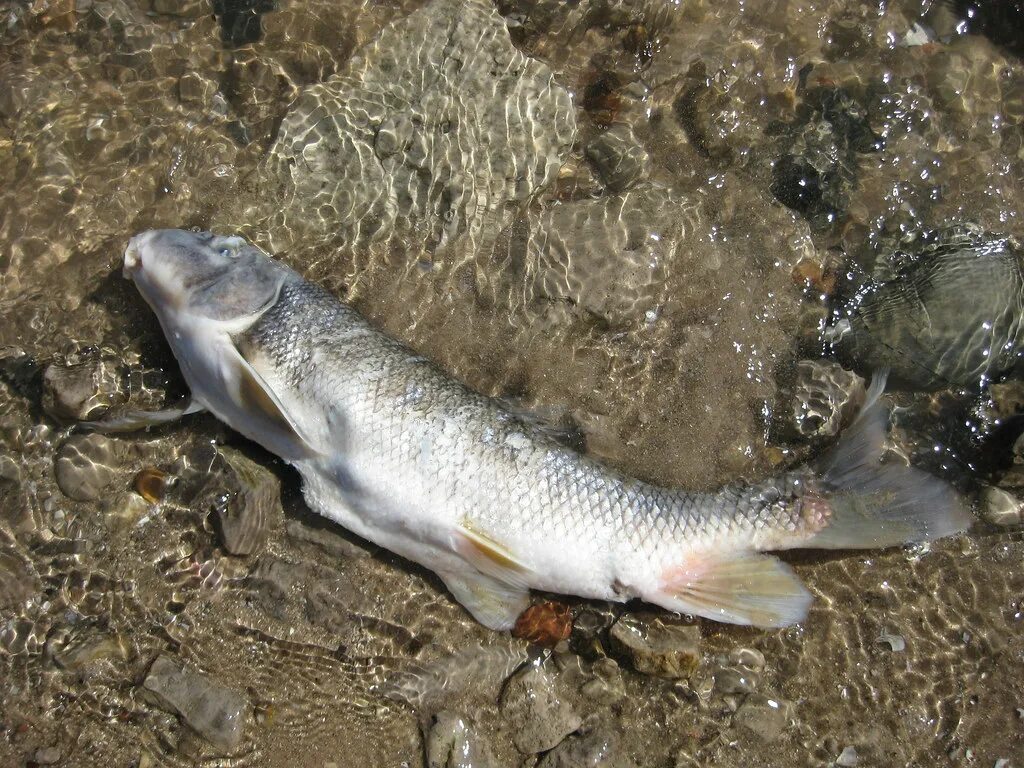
228;339;319;459
438;569;531;631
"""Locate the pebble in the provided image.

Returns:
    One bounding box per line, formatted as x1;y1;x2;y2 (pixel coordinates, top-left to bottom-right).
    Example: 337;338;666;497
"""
578;657;625;707
52;632;126;673
537;726;627;768
875;630;906;652
31;746;62;765
608;613;700;679
732;694;792;742
713;667;758;695
54;433;128;502
499;662;582;754
981;486;1024;527
142;654;250;753
513;601;573;648
424;711;495;768
836;745;859;767
783;360;865;440
585;123;651;192
208;447;281;556
42;358;125;421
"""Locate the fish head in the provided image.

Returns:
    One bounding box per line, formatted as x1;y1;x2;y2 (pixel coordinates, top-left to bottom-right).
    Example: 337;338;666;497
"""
122;229;319;460
123;229;284;329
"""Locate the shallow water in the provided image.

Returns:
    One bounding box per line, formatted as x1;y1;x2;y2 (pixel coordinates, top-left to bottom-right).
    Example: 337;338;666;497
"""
1;0;1023;765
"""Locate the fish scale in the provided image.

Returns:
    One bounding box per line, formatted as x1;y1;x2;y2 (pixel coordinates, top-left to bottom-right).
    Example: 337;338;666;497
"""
120;229;971;630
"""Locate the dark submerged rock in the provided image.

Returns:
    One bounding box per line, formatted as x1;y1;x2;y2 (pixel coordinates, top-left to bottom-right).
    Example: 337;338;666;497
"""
829;224;1024;390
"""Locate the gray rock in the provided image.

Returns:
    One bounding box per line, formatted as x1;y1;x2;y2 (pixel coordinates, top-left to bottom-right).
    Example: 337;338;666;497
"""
836;745;859;767
52;631;126;673
31;746;62;765
424;711;495;768
524;184;680;326
727;647;766;671
207;447;281;556
585;123;651;192
784;360;866;440
54;433;129;502
500;662;582;754
608;613;700;679
578;657;624;707
143;654;250;753
713;667;758;695
263;0;575;257
982;486;1024;527
0;545;38;611
537;727;628;768
42;358;125;421
732;693;792;742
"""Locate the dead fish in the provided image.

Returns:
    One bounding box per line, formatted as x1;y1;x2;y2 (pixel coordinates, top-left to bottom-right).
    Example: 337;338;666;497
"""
115;229;971;630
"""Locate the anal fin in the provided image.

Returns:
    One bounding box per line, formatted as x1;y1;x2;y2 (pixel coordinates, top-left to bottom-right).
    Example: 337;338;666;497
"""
438;569;530;631
647;551;812;629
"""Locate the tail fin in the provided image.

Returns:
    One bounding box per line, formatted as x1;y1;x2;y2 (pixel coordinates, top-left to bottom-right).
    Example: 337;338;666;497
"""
804;371;972;549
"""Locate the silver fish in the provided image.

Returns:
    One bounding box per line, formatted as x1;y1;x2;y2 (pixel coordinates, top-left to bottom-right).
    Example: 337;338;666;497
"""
119;229;971;630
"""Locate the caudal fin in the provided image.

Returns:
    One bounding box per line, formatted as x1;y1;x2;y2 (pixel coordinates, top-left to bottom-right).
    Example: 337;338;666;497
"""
804;371;973;549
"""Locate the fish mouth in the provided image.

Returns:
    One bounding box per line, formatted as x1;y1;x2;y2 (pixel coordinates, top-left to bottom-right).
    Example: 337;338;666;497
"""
123;235;144;279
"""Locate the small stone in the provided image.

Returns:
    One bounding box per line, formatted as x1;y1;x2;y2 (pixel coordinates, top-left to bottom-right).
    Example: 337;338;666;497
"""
727;647;766;671
53;632;126;672
42;358;125;421
608;613;700;679
585;123;651;192
876;630;905;652
836;745;859;767
732;694;792;742
513;601;573;648
54;433;126;502
134;467;171;504
500;663;582;754
982;487;1024;527
208;447;281;556
783;360;866;440
142;654;250;753
178;72;217;106
791;256;838;295
537;727;628;768
714;667;758;695
424;711;495;768
31;746;62;765
578;657;625;707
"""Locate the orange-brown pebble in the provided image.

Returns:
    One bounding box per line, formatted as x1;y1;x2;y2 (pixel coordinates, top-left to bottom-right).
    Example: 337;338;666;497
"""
791;257;837;296
133;467;169;504
513;601;573;647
